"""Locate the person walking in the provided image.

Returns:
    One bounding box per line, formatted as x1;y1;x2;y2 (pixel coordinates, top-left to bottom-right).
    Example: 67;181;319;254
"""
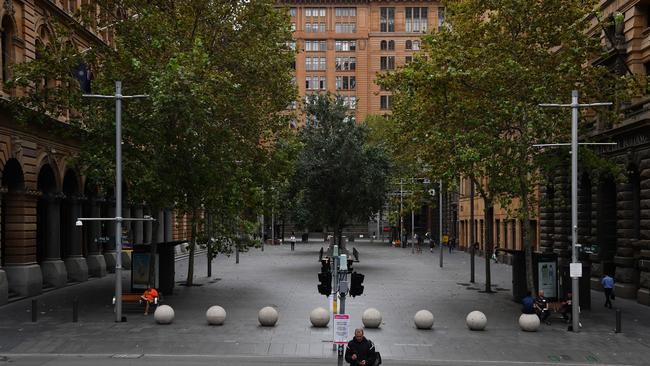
345;328;378;366
290;231;296;251
601;274;615;309
448;236;455;253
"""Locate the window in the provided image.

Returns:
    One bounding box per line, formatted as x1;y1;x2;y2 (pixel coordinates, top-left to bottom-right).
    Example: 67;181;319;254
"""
380;7;395;32
305;76;313;90
1;16;13;83
287;41;296;51
305;22;326;33
305;40;326;52
388;40;395;50
336;76;356;90
305;57;326;70
335;23;356;33
319;76;326;90
438;7;445;29
412;41;420;51
380;95;393;110
320;23;326;32
305;8;326;17
343;96;356;109
405;56;412;63
335;40;356;51
380;56;395;70
406;7;428;32
291;23;296;32
335;8;356;17
405;40;412;50
380;40;395;51
290;8;297;17
380;40;387;51
335;56;356;71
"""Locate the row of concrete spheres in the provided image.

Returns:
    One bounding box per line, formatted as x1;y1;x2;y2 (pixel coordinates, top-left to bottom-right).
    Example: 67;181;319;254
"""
153;305;539;332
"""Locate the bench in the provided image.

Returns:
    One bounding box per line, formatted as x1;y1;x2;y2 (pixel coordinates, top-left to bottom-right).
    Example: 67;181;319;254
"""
537;301;571;324
112;293;160;312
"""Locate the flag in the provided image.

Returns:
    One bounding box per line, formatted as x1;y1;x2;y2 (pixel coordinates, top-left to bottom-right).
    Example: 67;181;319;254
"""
72;63;91;93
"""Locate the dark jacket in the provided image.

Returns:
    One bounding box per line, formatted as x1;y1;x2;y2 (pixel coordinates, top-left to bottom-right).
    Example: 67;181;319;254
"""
345;337;376;366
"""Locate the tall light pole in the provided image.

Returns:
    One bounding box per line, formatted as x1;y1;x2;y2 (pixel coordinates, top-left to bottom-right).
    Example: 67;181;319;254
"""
539;90;613;332
439;179;443;268
76;81;151;322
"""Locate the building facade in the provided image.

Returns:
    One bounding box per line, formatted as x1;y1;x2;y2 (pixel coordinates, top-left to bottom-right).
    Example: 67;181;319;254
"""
0;0;190;304
280;0;444;124
539;1;650;305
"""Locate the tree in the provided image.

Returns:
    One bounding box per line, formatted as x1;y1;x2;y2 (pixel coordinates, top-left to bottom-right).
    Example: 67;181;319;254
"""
10;0;297;286
291;94;390;247
380;0;640;293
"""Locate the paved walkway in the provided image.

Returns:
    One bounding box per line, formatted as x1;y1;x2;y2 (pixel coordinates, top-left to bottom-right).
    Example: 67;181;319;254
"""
1;240;650;365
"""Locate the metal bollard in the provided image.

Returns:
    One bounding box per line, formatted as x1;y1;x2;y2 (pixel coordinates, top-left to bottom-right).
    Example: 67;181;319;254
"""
31;299;37;322
615;308;621;333
73;297;79;323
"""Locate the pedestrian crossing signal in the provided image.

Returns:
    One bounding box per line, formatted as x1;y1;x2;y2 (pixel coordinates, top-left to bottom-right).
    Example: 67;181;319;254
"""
349;272;364;297
318;271;331;296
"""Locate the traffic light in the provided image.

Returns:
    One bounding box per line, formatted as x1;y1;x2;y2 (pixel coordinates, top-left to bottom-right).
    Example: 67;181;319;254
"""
318;270;332;296
349;272;364;297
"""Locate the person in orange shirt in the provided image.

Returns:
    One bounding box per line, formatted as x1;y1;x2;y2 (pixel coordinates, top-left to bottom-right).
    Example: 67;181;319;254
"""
141;287;158;315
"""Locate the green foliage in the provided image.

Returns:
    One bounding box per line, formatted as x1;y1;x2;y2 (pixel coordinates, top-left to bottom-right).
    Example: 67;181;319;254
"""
9;1;297;284
290;94;390;236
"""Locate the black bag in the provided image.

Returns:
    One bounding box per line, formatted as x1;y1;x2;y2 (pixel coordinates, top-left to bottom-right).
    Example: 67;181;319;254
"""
374;352;382;365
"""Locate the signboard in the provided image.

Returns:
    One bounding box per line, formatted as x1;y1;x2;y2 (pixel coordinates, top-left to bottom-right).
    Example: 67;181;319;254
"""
334;314;350;345
442;235;449;244
570;262;582;278
383;226;391;232
132;253;159;290
537;261;556;298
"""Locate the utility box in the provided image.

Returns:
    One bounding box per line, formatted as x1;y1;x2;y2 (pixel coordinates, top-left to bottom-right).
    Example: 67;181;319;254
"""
509;250;558;302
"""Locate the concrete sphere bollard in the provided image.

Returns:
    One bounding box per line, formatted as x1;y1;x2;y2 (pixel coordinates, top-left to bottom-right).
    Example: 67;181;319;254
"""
206;305;227;325
362;308;382;328
154;305;175;324
310;307;330;327
258;306;279;327
518;313;540;332
414;310;434;329
466;310;487;331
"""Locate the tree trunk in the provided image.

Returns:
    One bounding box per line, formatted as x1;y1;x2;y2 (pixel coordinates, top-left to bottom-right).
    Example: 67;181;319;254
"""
521;180;535;294
484;199;494;293
186;209;198;287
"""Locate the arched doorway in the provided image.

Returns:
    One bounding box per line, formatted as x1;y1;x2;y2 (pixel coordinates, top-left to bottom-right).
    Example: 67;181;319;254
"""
62;169;87;282
37;163;67;288
83;181;106;277
2;158;43;297
597;176;617;276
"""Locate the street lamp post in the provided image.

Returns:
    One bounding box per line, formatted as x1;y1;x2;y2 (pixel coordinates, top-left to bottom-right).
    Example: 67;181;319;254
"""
76;81;150;322
539;90;613;333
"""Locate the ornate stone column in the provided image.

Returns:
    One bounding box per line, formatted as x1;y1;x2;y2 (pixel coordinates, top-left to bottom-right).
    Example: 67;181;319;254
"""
3;190;43;297
41;193;68;288
85;197;106;277
614;179;638;299
538;184;554;254
103;201;117;273
636;158;650;305
121;205;132;270
63;195;88;282
0;187;8;305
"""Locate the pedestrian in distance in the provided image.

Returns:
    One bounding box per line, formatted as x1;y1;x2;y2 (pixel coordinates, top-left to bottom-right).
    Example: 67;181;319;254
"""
416;232;423;254
345;328;380;366
534;290;551;325
290;231;296;251
448;236;455;253
140;287;158;315
602;273;615;309
521;291;535;315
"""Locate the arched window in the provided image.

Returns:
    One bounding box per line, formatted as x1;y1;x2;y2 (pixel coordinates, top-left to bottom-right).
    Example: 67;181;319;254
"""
380;40;387;51
1;16;14;83
405;40;412;50
388;40;395;50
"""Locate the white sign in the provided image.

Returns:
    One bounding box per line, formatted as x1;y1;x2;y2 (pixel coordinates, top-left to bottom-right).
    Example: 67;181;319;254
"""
334;314;350;345
570;262;582;278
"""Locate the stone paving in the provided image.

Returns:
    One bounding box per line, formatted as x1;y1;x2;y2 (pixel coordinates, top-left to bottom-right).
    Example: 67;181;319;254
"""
1;239;650;365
